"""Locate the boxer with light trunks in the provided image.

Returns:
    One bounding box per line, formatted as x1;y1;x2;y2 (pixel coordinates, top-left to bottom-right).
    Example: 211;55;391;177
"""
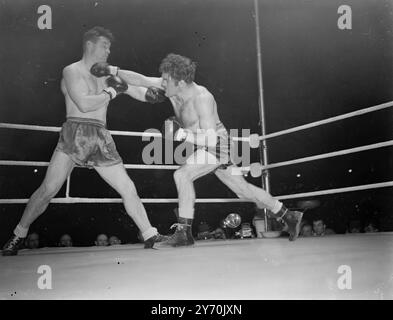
90;53;303;247
2;26;168;256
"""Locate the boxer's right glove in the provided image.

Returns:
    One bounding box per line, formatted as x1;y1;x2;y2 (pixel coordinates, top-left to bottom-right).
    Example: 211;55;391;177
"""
104;76;128;100
90;62;119;77
145;87;167;104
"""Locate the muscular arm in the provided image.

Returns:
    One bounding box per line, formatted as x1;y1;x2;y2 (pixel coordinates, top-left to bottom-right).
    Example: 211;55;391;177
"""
63;66;110;113
124;85;149;102
183;94;218;147
117;69;162;88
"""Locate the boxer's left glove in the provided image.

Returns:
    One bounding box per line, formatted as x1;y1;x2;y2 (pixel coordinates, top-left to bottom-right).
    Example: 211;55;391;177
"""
104;76;128;100
145;87;167;104
90;62;119;77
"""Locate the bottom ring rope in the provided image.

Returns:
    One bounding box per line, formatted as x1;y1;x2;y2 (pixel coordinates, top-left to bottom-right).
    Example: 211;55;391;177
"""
0;181;391;204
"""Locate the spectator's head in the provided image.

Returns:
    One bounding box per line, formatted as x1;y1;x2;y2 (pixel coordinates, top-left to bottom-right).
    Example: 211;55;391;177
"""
301;224;313;237
312;219;326;236
349;220;361;233
212;227;226;239
95;234;109;246
25;232;40;249
109;236;121;245
59;234;73;247
364;221;379;233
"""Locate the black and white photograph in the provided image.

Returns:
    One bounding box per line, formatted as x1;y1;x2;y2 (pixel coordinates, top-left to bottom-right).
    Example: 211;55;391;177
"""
0;0;392;305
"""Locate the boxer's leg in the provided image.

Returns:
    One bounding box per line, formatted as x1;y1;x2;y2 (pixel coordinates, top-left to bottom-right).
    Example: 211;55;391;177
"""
94;163;166;247
175;149;220;220
20;151;75;227
214;166;281;212
2;150;75;256
158;149;220;247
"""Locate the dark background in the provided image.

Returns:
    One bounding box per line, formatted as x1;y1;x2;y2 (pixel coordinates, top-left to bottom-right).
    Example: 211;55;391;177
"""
0;0;392;246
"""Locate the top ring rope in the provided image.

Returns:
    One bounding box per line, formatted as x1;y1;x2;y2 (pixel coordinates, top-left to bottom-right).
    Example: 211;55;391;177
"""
0;122;242;141
258;100;393;141
0;160;180;170
0;123;160;138
1;100;391;143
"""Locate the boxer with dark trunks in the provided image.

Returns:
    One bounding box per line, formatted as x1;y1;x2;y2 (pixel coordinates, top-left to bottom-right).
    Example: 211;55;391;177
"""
2;26;168;256
55;117;122;168
90;53;303;247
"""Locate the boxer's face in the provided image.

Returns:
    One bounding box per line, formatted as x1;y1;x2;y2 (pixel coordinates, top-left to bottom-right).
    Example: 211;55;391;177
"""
161;73;179;97
89;36;111;62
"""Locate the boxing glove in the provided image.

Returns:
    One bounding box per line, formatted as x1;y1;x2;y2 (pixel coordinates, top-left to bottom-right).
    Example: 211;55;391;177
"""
145;87;167;104
90;62;119;77
104;76;128;100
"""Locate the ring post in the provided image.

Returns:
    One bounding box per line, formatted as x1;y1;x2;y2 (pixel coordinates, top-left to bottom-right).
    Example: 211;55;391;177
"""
254;0;271;230
66;175;71;198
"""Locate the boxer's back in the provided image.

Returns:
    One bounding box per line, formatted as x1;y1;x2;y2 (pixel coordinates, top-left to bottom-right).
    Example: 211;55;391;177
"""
172;85;221;132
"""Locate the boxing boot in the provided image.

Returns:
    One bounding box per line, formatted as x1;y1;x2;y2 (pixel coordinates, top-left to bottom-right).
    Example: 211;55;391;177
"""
156;217;195;248
144;233;171;249
2;234;25;256
272;205;303;241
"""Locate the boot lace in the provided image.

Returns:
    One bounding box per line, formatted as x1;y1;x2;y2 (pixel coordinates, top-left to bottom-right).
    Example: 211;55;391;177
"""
5;236;21;249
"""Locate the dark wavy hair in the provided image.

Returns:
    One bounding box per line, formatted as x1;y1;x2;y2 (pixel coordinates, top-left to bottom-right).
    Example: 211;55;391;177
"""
159;53;197;84
83;26;114;51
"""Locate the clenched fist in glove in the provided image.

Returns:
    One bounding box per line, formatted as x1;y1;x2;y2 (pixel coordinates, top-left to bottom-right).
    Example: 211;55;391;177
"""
90;62;119;78
145;87;167;104
104;76;128;100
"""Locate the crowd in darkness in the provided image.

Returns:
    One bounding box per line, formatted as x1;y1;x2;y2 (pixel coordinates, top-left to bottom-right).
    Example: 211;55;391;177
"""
18;217;382;252
15;197;385;252
22;232;123;250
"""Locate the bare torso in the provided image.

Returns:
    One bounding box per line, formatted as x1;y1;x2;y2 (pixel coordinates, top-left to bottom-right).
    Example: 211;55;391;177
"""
61;61;108;122
170;85;221;132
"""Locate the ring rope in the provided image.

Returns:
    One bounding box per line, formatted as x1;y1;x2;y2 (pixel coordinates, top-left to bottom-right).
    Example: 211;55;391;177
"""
0;123;60;132
1;100;391;142
258;100;393;141
1;101;391;205
275;181;393;200
1;139;391;171
0;181;391;204
0;160;180;170
0;123;242;140
239;140;393;172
